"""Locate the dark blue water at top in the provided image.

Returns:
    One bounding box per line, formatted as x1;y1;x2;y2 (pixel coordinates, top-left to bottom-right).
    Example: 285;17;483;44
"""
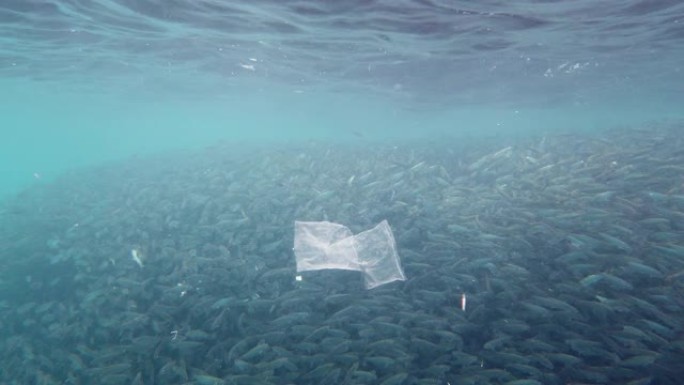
1;0;682;106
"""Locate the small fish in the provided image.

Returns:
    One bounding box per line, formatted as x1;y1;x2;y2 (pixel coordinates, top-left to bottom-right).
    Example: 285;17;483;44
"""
347;175;356;186
460;293;467;311
131;249;143;268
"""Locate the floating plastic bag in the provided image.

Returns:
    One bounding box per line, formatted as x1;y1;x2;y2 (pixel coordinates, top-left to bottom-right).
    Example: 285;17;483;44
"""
353;220;406;289
294;220;406;289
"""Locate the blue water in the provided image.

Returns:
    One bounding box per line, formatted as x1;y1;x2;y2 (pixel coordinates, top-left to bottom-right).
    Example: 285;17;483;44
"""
2;3;684;384
1;0;683;198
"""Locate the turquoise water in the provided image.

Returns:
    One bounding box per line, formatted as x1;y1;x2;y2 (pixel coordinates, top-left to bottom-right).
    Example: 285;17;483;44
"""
2;3;684;384
2;1;682;200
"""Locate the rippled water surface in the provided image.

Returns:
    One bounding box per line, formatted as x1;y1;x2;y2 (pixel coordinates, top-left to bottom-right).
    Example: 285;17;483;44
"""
2;0;683;103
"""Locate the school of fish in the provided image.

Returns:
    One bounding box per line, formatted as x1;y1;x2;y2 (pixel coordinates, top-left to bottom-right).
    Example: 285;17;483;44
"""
0;124;683;385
